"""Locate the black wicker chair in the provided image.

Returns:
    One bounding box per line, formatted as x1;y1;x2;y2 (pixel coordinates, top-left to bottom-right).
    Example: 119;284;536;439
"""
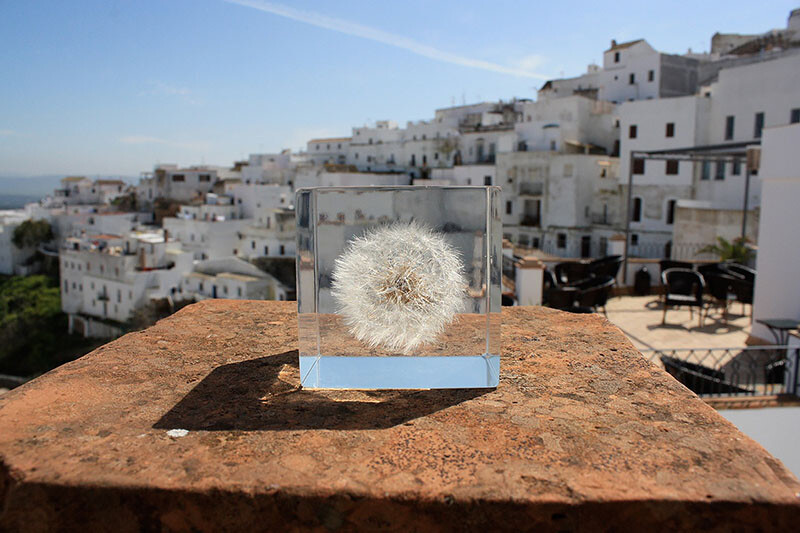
554;261;591;286
545;285;580;311
587;255;623;279
575;275;616;315
661;268;706;327
723;262;756;283
704;272;738;323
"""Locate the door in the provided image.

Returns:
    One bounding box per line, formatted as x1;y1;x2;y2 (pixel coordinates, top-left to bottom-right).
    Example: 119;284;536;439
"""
581;236;591;258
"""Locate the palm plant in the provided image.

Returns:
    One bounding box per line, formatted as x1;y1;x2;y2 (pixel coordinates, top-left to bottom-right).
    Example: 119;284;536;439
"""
697;236;753;263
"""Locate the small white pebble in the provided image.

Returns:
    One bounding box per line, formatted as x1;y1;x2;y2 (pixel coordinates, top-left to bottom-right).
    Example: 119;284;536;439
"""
167;429;189;438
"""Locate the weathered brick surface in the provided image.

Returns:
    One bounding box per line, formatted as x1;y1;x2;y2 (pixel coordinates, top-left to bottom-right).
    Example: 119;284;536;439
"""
1;300;798;531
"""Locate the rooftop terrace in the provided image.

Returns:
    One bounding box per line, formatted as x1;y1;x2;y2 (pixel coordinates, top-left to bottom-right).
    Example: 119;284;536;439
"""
1;300;798;529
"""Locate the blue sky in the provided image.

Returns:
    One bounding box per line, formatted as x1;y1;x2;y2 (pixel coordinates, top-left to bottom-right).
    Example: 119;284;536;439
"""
1;0;796;176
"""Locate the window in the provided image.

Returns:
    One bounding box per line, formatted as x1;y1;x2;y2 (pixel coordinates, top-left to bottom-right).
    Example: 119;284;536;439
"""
484;176;492;186
732;160;741;176
354;153;359;159
224;286;228;295
172;174;185;182
666;199;676;225
665;123;675;138
614;51;620;63
506;201;512;215
198;174;211;182
648;70;654;82
264;246;269;255
557;233;567;249
251;241;255;249
279;245;285;255
714;161;725;180
629;125;637;139
629;73;635;85
754;112;764;138
467;178;472;185
632;158;645;174
631;197;642;222
631;234;639;246
701;161;711;180
550;140;556;150
422;155;427;166
666;160;679;175
237;287;242;297
117;289;121;303
725;116;735;140
791;108;800;124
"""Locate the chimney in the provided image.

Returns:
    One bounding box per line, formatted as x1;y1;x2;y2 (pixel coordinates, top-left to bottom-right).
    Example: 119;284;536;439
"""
611;39;617;48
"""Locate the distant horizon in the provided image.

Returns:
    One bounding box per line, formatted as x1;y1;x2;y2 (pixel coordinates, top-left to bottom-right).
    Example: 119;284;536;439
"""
1;0;797;176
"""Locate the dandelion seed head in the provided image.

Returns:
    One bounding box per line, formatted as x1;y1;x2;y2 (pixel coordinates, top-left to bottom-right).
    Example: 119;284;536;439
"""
331;221;467;354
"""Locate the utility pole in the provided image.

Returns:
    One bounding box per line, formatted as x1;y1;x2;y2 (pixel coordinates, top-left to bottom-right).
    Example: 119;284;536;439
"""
623;150;635;285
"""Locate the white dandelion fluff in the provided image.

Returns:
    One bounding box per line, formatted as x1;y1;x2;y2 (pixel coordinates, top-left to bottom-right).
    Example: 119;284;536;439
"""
331;221;467;354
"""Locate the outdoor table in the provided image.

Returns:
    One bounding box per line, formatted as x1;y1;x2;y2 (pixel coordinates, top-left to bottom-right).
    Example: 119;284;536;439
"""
756;318;800;346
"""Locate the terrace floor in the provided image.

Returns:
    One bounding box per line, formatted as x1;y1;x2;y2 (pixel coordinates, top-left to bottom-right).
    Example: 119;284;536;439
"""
605;295;754;351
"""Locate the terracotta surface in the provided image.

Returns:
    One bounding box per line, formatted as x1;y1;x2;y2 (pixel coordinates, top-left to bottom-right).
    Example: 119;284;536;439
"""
1;300;799;531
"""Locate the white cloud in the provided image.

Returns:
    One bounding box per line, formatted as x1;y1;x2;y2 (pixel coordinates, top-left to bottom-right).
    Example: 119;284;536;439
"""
140;81;200;104
512;54;547;73
224;0;550;80
119;136;210;151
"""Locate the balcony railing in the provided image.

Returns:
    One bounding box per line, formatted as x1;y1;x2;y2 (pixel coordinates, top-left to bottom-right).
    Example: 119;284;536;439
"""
640;346;800;398
591;214;612;225
519;182;543;196
519;215;541;227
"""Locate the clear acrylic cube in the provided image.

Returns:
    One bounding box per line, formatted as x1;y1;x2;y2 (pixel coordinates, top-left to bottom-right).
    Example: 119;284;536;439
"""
296;186;501;389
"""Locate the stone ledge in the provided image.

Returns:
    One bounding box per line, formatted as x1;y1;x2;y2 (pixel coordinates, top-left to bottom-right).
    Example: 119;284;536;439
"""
1;300;799;531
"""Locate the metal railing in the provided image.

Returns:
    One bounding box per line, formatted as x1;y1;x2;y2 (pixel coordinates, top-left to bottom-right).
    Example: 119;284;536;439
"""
640;346;799;398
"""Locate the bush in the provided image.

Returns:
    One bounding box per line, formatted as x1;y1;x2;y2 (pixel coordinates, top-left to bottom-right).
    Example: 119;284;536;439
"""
0;275;100;377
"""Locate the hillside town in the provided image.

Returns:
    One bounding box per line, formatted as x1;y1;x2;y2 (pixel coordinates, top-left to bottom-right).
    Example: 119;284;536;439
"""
4;3;800;528
1;9;799;340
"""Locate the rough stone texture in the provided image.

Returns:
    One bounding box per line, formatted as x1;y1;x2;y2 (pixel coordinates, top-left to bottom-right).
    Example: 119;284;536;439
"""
1;301;799;532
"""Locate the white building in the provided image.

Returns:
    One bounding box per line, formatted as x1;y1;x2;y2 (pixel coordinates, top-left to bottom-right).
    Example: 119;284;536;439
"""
752;124;800;342
52;177;128;206
138;164;241;203
618;53;800;256
162;215;248;260
59;230;194;337
539;39;699;104
181;257;290;301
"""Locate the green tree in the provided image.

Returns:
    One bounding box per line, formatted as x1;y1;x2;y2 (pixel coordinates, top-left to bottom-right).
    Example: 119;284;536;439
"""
697;236;753;263
12;220;54;249
0;275;102;377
